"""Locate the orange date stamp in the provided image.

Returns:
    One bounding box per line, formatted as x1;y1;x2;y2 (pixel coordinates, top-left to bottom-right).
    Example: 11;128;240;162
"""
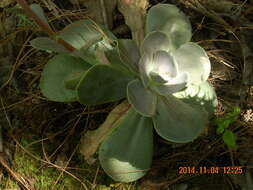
178;166;244;174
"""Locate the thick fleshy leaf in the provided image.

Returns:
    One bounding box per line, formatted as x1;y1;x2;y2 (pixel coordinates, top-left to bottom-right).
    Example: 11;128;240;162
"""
151;72;188;95
149;72;167;84
139;50;177;86
60;19;102;50
140;31;173;55
102;40;139;75
59;19;117;64
30;37;69;53
153;95;208;143
127;79;157;117
172;42;211;85
64;71;84;90
99;108;153;182
146;4;192;49
77;65;134;105
30;4;50;27
152;50;177;80
139;53;152;87
40;54;91;102
118;39;140;72
173;81;218;118
139;50;182;91
104;48;133;74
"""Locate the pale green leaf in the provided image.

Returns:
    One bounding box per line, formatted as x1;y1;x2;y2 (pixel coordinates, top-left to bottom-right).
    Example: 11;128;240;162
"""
59;19;117;64
172;42;211;85
104;48;133;74
30;37;69;53
151;72;188;95
99;108;153;182
118;39;140;72
40;54;91;102
153;95;208;143
146;4;192;49
140;31;173;55
149;72;168;84
139;50;178;87
60;19;102;50
77;65;134;105
127;79;157;117
139;53;152;88
173;81;217;118
64;71;84;90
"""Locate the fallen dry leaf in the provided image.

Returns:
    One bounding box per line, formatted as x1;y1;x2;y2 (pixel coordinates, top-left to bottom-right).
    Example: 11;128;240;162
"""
79;101;130;163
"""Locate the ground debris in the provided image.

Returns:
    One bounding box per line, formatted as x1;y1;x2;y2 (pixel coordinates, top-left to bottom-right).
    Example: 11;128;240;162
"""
0;0;15;8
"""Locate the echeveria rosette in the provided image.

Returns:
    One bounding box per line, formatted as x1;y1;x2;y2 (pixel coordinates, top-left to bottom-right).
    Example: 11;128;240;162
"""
136;34;212;143
97;3;217;183
129;3;217;143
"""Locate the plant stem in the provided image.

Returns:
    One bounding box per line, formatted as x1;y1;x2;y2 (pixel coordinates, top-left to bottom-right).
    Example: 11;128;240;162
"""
118;0;148;46
15;0;76;52
16;0;54;35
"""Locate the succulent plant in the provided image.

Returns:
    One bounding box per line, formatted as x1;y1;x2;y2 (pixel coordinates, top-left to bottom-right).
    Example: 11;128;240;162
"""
29;3;217;183
98;4;218;182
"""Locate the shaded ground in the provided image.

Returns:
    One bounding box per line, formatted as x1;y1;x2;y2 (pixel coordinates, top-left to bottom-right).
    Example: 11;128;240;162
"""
0;0;253;189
